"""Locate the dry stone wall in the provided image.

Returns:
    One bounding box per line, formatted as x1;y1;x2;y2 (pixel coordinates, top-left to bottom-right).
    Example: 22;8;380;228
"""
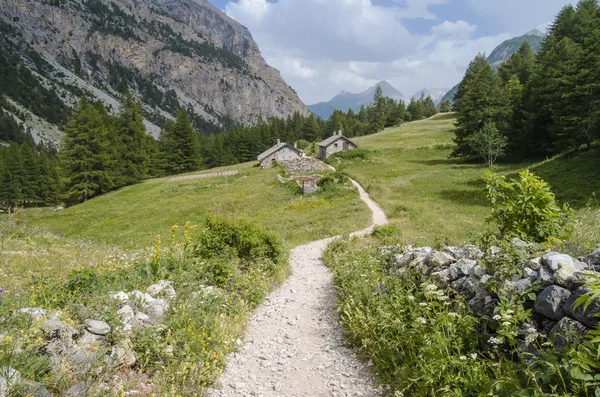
385;241;600;348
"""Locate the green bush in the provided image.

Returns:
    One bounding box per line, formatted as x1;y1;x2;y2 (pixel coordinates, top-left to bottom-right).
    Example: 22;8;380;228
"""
484;170;574;243
194;217;282;263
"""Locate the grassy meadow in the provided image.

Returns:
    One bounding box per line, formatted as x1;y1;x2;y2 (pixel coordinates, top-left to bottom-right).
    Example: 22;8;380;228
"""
22;162;371;250
337;113;600;246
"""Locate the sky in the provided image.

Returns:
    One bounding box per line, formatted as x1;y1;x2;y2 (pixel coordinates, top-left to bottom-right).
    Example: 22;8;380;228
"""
206;0;576;105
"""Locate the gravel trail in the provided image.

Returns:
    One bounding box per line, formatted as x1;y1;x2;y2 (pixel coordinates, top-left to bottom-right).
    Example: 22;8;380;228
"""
206;179;388;396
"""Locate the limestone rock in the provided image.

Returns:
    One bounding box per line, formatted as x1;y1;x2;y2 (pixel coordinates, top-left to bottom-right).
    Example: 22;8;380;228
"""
442;246;468;260
464;245;484;260
84;320;111;336
426;251;456;267
110;339;137;367
539;265;554;286
564;288;600;328
147;280;176;301
527;257;542;271
109;291;129;304
21;380;52;397
0;367;21;396
117;305;135;332
534;286;571;321
550;317;588;347
16;307;46;320
584;248;600;265
455;258;477;276
543;253;574;271
431;267;460;287
0;0;309;143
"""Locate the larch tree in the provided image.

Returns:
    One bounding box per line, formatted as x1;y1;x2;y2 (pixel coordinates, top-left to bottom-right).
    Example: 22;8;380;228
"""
61;99;115;205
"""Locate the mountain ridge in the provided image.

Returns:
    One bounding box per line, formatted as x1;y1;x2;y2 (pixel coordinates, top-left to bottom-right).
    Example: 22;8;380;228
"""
441;29;546;103
0;0;308;145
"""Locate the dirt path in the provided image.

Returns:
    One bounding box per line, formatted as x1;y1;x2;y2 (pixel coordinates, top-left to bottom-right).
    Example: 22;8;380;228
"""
206;179;388;396
167;170;238;182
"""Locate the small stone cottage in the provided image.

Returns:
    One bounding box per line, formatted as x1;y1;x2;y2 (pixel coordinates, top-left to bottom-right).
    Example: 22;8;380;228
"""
317;131;357;160
257;139;304;168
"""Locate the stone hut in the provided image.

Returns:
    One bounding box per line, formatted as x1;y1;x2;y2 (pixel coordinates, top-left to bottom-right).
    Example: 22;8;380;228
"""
257;139;304;168
317;130;357;160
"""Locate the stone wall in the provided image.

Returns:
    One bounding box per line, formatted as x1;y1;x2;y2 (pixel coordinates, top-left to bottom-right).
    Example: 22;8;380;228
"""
319;139;357;160
259;147;302;168
385;241;600;347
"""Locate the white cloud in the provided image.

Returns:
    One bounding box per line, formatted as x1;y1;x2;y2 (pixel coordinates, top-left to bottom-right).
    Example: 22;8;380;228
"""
392;0;449;20
223;0;574;105
467;0;577;34
226;0;416;63
430;20;477;39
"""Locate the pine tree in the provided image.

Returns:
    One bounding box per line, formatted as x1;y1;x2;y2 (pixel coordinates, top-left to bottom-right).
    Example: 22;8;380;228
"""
439;100;452;113
423;96;438;118
159;109;201;175
61;99;115;205
114;92;148;186
368;86;386;133
452;54;510;158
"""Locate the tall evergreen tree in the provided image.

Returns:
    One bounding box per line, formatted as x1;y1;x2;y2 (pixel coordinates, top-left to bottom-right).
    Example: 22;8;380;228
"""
159;109;201;175
368;86;386;133
452;54;509;158
114;92;148;186
61;99;115;205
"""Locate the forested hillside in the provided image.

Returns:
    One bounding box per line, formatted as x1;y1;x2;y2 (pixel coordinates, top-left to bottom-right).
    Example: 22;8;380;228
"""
453;0;600;161
0;84;444;208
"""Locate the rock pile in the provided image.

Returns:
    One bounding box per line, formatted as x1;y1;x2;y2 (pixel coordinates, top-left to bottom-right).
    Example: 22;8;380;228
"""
389;243;600;346
3;280;177;396
284;157;334;174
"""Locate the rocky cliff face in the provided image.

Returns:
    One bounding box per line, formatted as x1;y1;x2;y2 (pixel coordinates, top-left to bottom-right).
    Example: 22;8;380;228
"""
0;0;308;143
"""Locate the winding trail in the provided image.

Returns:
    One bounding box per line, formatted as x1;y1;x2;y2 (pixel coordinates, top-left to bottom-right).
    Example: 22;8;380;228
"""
207;179;388;397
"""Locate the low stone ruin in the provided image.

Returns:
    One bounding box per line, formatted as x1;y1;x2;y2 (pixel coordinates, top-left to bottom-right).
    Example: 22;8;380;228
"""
277;174;322;195
284;157;334;174
1;280;180;396
385;241;600;348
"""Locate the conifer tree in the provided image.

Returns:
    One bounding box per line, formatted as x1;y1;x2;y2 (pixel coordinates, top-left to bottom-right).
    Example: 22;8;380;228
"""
114;92;148;186
452;54;509;158
439;100;452;113
61;99;115;205
368;86;386;133
423;96;438;118
159;109;201;175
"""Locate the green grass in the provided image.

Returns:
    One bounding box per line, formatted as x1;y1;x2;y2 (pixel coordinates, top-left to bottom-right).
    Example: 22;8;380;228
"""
23;162;371;250
335;113;600;246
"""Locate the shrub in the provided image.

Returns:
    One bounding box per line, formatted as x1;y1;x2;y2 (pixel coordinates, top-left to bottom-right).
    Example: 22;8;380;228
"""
194;217;282;264
484;170;574;243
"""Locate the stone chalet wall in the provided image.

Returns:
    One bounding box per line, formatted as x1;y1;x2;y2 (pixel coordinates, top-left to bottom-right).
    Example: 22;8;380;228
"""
260;147;302;168
319;139;357;160
383;241;600;348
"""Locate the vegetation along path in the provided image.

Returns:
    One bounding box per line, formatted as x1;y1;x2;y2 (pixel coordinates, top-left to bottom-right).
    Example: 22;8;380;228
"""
207;179;388;396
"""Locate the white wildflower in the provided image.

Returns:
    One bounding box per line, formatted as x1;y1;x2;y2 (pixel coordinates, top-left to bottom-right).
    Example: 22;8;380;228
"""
459;356;467;360
407;295;415;301
489;337;501;345
470;353;477;360
492;315;502;321
416;317;427;324
419;302;428;307
448;312;459;318
424;284;438;291
502;322;511;327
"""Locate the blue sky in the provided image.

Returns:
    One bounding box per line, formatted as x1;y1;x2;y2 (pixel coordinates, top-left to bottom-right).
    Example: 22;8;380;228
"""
207;0;576;104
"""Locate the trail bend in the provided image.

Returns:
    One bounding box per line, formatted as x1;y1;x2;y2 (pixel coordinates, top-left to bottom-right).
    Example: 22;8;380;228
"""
207;178;388;397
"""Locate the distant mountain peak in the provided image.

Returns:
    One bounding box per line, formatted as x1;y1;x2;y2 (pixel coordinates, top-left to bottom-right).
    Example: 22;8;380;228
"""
308;81;404;119
525;29;545;37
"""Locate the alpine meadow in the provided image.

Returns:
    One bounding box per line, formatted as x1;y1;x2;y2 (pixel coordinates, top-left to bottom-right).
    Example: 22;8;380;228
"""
1;0;600;396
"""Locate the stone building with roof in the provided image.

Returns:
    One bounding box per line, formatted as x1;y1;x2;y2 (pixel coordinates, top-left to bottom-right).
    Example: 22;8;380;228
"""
317;131;358;160
257;139;304;168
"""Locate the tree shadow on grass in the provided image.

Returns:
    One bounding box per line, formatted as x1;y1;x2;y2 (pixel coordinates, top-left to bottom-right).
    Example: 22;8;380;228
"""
438;189;488;207
503;148;600;209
